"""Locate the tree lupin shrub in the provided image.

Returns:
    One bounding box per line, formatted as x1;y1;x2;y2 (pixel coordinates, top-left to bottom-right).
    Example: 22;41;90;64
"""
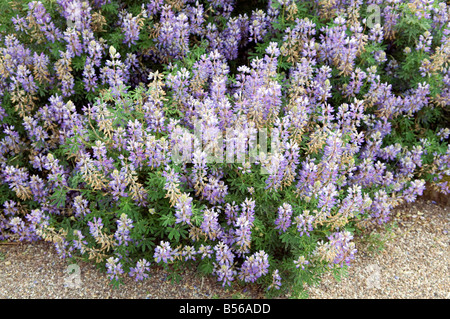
0;0;449;296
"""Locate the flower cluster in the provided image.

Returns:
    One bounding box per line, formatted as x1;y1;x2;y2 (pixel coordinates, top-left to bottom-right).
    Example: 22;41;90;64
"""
1;0;449;296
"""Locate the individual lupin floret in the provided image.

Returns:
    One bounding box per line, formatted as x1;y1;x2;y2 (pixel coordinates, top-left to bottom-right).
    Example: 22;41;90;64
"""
73;195;90;218
402;179;426;203
83;58;98;92
27;1;63;43
100;46;127;97
162;166;182;206
293;210;315;237
25;208;49;237
233;215;252;256
294;256;309;270
200;208;222;240
249;9;269;43
213;241;236;287
118;9;144;47
108;169;129;201
87;217;103;239
181;245;197;261
154;241;177;263
315;231;357;268
174;193;193;225
146;0;164;15
71;229;87;254
202;176;228;205
274;203;293;233
105;256;124;281
157;5;190;60
198;244;213;259
417;31;433;53
32;52;50;84
29;175;48;203
437;128;450;141
63;27;83;57
267;269;281;290
129;259;151;281
114;213;134;246
2;165;32;200
238;250;269;283
11;15;29;32
54;50;74;96
186;1;205;36
368;23;384;43
317;183;339;214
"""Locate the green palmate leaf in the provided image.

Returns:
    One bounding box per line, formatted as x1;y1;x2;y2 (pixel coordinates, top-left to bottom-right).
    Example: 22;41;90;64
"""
198;259;214;275
72;56;87;72
159;212;175;228
167;227;179;241
68;173;83;189
50;187;68;208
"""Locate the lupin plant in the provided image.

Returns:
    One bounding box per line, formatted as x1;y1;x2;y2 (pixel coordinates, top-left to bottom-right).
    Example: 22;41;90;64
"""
0;0;449;297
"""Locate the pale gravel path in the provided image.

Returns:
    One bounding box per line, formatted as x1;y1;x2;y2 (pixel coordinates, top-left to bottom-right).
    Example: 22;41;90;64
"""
306;199;449;299
0;199;448;299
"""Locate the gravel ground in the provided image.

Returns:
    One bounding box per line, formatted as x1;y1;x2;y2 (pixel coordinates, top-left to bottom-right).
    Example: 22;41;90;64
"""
306;199;449;299
0;199;448;299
